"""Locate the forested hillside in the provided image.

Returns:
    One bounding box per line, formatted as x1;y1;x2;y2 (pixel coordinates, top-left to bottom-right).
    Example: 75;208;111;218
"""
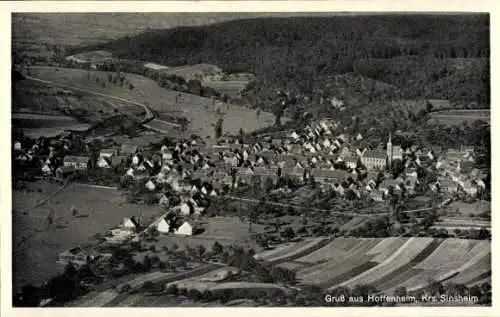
73;14;490;108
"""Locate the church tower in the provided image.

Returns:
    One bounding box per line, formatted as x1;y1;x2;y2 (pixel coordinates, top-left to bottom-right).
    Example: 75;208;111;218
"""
386;132;393;168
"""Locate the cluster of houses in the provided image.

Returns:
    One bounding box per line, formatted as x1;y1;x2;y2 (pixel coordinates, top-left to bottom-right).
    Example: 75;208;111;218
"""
14;116;487;224
14;116;487;206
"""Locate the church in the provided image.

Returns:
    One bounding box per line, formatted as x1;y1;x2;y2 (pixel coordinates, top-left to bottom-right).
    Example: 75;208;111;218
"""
361;133;402;170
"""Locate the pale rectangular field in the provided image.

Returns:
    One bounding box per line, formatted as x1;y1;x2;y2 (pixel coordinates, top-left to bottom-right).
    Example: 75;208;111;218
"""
12;181;162;292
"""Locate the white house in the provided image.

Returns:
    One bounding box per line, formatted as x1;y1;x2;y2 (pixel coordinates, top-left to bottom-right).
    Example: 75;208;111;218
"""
123;217;138;232
156;218;170;234
126;168;135;177
179;203;191;216
97;157;111;169
132;155;140;165
42;162;53;175
175;221;195;236
145;180;156;191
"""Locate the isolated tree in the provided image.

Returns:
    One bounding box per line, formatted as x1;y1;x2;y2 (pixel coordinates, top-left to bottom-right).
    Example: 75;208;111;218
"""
212;241;223;255
215;118;224;139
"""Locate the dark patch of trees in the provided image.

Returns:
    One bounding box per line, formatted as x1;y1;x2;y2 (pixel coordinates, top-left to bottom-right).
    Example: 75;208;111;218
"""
71;14;489;110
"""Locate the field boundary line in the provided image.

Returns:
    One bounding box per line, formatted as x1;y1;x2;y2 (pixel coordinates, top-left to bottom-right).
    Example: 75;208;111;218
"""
29;178;71;211
337;237;416;287
220;195;389;217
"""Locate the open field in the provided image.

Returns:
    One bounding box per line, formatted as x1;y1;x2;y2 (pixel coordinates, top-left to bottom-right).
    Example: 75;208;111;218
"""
159;63;223;80
11;112;92;138
142;217;267;253
339;238;438;289
428;109;490;126
12;180;163;292
253;237;491;292
444;200;491;218
27;67;284;139
12;79;119;120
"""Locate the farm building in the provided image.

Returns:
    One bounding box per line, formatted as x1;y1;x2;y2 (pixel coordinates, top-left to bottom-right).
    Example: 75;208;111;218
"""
178;202;194;216
63;156;89;170
145;180;156;191
123;217;139;233
174;221;196;236
156;218;171;234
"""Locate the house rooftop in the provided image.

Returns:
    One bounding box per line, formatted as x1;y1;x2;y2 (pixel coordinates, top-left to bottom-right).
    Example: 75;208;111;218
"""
310;169;348;179
363;150;387;160
63;156;89;163
121;144;138;154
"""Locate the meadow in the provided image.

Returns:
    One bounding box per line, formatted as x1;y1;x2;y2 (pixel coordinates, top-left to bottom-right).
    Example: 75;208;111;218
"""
27;67;282;139
12;181;162;292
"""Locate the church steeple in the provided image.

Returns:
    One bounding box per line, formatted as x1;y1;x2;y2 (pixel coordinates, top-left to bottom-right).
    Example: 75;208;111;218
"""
387;132;393;168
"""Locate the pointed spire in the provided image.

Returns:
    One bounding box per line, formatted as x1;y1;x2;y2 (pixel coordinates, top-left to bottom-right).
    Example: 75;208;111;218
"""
388;132;392;144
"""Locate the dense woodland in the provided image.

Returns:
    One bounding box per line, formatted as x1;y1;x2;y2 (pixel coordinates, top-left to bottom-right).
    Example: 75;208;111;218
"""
72;14;490;108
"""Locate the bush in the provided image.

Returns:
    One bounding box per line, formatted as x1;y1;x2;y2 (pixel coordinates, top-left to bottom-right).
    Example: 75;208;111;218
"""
166;284;178;295
119;284;131;293
187;289;202;300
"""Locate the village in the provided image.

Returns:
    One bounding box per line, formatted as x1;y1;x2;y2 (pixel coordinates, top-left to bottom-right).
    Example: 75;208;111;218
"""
13;112;489;256
10;12;493;308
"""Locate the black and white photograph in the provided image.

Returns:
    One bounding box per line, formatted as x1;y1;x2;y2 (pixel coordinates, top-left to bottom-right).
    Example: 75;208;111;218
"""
8;7;492;310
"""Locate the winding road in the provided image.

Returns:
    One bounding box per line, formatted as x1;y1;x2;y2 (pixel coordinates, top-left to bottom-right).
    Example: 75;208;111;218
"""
23;74;180;132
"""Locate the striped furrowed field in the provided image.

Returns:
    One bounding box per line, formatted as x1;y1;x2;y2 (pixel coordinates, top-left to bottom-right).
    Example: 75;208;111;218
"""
254;237;491;293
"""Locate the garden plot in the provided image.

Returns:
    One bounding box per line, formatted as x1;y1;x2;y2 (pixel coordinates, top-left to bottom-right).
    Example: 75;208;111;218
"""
339;237;436;288
382;269;448;295
298;239;380;287
294;237;366;264
370;238;443;290
266;238;330;264
444;252;491;285
370;237;408;263
254;238;319;261
414;239;488;271
388;242;490;293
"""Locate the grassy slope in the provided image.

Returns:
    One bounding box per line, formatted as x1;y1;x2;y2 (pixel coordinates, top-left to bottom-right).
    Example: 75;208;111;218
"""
12;181;162;292
27;67;281;138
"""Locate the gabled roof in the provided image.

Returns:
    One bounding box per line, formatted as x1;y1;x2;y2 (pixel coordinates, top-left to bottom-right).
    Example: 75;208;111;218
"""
344;155;358;163
121;144;138;154
64;156;89;164
363;150;387;160
310;169;348;179
100;148;118;155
